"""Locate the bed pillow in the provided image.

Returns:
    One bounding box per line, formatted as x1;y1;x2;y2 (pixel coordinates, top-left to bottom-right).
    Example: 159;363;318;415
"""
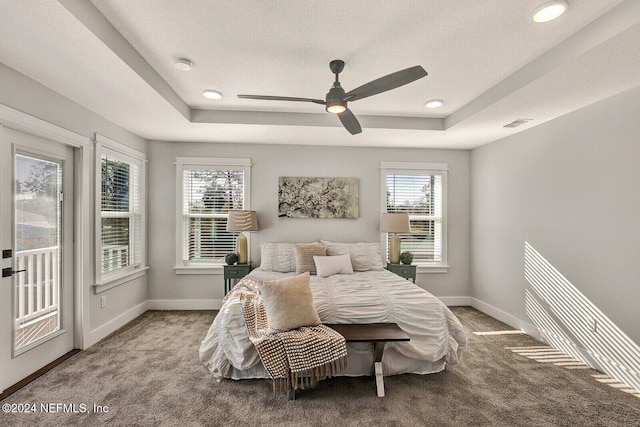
313;255;354;278
259;272;321;334
321;241;384;271
294;243;327;275
259;243;296;272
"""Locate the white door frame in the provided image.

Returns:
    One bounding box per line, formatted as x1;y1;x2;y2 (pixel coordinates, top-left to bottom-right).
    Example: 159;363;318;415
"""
0;104;93;394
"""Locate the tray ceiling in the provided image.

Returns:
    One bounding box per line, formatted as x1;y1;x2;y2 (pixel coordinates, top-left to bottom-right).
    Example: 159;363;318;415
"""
0;0;638;148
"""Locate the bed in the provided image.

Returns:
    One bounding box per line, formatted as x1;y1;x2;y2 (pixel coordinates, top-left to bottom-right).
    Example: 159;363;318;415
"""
200;241;468;380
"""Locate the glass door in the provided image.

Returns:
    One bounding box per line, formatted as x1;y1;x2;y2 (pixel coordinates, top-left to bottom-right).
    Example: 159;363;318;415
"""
0;128;74;393
14;153;63;352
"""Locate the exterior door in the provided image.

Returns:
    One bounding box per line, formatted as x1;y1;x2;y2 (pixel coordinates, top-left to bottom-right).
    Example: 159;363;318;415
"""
0;128;74;392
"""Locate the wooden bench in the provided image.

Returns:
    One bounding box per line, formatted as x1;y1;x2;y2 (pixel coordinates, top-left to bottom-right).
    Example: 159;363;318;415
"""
287;323;410;399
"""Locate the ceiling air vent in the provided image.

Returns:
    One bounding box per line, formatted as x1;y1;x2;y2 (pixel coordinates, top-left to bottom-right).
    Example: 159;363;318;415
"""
504;118;533;129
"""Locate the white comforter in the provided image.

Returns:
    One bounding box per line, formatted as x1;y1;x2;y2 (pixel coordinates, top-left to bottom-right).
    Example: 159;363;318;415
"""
199;269;467;379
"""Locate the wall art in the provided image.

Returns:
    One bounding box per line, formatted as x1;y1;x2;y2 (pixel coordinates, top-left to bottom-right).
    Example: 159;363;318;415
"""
278;177;359;219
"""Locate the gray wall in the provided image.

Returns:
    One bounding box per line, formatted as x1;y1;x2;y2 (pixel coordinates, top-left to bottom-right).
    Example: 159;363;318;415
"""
0;62;148;342
471;85;640;346
0;63;146;153
148;142;471;303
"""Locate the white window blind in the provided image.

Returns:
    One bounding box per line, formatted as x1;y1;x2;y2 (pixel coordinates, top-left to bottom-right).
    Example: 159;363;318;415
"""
96;134;146;287
176;158;251;269
381;162;448;269
100;152;142;276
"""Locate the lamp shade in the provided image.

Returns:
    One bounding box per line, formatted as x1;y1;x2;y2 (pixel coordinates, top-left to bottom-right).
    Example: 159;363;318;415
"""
226;210;258;232
380;213;410;233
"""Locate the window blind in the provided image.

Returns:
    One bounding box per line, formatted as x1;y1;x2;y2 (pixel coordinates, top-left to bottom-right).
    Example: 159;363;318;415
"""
182;168;244;262
100;153;141;274
386;172;443;264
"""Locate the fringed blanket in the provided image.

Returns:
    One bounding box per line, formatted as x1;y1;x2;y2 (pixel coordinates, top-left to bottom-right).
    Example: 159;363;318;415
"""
232;276;348;396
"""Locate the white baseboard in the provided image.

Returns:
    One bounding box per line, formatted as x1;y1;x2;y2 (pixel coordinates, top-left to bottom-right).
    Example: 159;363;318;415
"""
85;301;148;349
146;299;222;310
470;297;542;341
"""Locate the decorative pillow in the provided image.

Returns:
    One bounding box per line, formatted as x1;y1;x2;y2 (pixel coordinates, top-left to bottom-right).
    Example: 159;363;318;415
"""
313;254;354;278
321;241;384;271
294;243;327;275
259;272;321;334
259;243;296;272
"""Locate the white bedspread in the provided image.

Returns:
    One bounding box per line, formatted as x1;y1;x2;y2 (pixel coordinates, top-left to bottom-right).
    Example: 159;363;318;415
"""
199;269;467;379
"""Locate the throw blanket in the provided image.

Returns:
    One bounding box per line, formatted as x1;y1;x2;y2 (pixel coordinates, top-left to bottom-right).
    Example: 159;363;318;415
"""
232;276;348;396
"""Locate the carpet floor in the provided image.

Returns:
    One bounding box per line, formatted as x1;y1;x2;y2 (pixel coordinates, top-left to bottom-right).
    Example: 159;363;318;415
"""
1;307;639;426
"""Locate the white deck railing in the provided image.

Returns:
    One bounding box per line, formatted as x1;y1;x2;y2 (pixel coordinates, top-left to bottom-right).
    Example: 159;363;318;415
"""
15;246;59;330
102;244;129;273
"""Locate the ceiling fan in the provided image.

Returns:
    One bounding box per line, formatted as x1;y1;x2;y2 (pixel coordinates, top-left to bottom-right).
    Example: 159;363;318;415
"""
238;60;428;135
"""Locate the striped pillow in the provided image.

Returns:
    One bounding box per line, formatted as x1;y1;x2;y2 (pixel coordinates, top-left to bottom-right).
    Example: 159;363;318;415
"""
294;243;326;275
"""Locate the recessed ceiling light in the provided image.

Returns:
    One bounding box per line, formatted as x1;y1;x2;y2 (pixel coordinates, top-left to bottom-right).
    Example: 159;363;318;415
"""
202;90;223;100
174;58;192;71
532;1;568;23
424;99;444;109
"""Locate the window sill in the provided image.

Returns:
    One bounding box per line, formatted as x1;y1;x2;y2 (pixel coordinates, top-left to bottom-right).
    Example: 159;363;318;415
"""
174;265;224;275
416;265;449;274
94;266;149;294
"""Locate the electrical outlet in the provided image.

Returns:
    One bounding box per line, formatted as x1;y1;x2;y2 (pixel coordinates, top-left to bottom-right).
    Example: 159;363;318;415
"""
100;295;107;308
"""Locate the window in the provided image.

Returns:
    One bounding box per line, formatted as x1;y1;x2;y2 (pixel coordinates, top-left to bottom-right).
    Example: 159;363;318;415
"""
96;135;146;286
381;162;448;271
175;158;251;272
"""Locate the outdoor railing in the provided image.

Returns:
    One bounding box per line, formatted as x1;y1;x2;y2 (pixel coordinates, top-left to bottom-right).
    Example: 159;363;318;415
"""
102;244;129;272
15;246;59;331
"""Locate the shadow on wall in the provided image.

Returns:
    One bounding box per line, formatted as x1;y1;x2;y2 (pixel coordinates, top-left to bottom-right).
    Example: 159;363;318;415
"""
524;241;640;392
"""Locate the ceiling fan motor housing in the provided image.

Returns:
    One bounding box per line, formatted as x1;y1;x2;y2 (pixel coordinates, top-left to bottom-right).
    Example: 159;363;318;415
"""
326;85;347;113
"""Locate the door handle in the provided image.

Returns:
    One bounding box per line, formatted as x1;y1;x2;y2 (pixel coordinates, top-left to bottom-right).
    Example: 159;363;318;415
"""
2;268;26;278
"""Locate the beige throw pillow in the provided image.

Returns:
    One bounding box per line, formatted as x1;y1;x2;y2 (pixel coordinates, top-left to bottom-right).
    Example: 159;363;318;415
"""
294;243;327;275
259;272;321;334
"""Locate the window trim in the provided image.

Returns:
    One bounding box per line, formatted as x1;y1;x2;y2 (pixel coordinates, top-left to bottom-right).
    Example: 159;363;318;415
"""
380;161;449;273
94;134;147;287
174;157;252;274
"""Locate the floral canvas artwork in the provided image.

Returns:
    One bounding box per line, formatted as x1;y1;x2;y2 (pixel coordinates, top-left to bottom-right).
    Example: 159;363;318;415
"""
278;177;359;219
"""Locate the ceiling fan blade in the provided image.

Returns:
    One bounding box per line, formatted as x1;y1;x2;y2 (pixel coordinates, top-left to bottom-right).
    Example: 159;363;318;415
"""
237;94;325;105
343;65;428;102
338;108;362;135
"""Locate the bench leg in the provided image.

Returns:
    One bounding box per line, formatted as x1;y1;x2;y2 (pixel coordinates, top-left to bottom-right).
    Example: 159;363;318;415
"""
373;342;387;397
287;385;296;401
374;362;385;397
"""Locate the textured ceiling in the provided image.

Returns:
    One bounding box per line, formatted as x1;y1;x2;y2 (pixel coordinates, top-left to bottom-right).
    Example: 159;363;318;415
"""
0;0;638;148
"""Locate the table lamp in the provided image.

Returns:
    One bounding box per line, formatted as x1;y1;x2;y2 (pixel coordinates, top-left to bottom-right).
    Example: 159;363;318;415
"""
380;213;411;264
226;210;258;264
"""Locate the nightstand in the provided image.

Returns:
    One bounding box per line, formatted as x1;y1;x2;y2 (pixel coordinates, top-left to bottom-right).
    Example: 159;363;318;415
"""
224;263;252;295
386;263;416;283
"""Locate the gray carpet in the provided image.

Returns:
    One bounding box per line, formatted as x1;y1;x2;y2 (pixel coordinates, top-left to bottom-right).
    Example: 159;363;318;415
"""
2;307;639;426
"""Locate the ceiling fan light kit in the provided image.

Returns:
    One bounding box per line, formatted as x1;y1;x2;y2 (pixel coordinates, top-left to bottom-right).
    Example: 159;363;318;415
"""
532;1;568;23
238;59;427;135
326;103;346;114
